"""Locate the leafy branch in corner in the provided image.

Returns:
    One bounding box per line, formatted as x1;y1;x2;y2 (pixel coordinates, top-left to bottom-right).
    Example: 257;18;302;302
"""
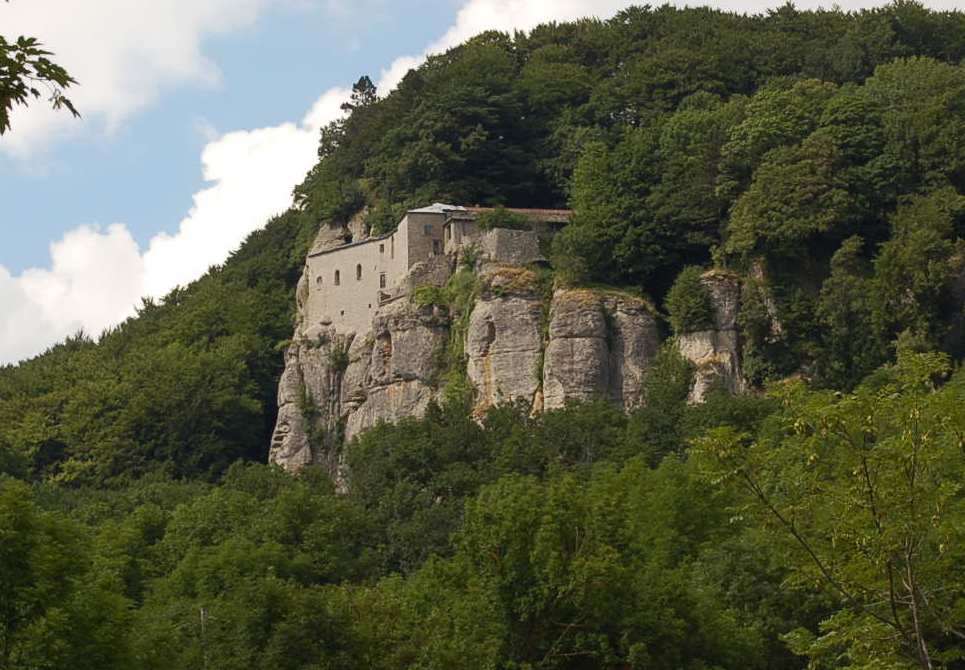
0;20;79;135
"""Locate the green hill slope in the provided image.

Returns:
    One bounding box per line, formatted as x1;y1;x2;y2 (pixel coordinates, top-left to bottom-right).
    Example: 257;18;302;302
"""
5;2;965;484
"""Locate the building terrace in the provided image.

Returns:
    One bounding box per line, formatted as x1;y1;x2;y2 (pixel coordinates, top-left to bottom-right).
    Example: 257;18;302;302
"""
303;204;571;335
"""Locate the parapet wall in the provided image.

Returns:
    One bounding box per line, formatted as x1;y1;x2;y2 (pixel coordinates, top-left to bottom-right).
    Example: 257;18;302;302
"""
480;228;543;266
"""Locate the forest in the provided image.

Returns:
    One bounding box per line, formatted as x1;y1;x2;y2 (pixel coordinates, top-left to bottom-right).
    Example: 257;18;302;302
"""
2;2;965;668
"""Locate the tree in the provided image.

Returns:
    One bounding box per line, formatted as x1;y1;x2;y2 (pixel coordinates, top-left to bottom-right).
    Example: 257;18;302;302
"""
340;75;377;113
724;130;855;260
0;20;78;134
665;266;716;335
814;236;888;389
872;187;965;348
0;478;131;669
695;350;965;669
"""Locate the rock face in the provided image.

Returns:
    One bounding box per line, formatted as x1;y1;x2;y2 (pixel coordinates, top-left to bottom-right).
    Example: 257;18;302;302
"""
542;289;660;411
466;265;545;417
343;299;449;440
309;224;350;255
269;295;448;477
270;258;664;476
271;333;349;476
676;271;747;403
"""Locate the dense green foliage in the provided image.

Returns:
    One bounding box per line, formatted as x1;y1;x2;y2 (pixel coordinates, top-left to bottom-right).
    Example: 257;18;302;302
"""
1;392;804;670
7;354;964;669
665;266;716;334
3;3;965;668
0;211;318;484
475;206;532;231
697;348;965;669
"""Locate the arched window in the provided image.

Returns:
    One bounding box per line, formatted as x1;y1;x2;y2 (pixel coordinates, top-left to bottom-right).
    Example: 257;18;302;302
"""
334;270;340;286
356;264;362;280
315;276;323;286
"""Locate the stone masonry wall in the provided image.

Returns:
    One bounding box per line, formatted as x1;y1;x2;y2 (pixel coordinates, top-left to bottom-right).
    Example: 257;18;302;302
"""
303;211;447;336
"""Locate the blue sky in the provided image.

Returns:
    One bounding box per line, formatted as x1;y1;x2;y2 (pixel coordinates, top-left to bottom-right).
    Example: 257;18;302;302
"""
1;0;458;272
0;0;961;365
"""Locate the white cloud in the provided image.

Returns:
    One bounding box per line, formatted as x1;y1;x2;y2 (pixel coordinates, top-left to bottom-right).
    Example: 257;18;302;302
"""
0;94;348;364
142;121;320;296
140;85;350;298
0;0;275;156
0;225;144;364
3;0;963;364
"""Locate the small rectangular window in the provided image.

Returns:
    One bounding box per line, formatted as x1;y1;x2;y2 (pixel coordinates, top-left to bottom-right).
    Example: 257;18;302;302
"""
432;240;441;255
379;244;385;253
379;273;387;289
424;224;433;235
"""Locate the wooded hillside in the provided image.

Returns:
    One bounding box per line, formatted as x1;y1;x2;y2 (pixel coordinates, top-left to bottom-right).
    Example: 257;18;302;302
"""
2;3;965;668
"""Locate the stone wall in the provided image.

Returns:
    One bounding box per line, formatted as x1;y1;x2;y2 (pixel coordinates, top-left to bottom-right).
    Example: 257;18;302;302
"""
304;234;400;336
480;228;544;265
303;210;448;336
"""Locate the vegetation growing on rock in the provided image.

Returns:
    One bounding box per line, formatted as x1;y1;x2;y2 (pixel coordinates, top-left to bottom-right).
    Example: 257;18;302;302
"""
665;266;716;334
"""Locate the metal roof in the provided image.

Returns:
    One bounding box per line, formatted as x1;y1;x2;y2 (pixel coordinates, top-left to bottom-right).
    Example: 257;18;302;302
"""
407;203;467;214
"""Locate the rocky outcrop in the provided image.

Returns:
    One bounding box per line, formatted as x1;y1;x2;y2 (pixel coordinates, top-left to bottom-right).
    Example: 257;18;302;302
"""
344;299;449;440
466;265;545;417
309;223;351;255
542;289;660;411
270;332;351;477
269;295;448;476
676;271;746;403
272;239;682;476
347;208;368;243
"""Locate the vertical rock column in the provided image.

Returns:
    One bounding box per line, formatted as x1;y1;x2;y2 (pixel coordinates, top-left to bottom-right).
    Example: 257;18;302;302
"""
542;288;660;411
269;331;353;476
466;265;545;417
675;270;747;403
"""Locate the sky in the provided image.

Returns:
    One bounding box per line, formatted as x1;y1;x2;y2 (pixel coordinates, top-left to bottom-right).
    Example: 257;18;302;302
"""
1;0;962;365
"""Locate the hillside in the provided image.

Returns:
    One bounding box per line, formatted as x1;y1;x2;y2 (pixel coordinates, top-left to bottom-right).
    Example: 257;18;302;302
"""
2;3;965;669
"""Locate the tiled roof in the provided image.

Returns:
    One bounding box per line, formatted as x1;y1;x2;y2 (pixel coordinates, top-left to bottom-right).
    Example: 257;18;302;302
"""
462;206;572;221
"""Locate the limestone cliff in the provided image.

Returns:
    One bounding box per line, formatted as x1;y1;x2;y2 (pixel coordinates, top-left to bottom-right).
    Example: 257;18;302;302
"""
466;265;545;417
270;249;663;475
542;288;658;411
270;213;756;476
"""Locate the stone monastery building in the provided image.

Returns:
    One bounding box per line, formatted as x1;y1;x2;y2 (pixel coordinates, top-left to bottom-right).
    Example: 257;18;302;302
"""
304;203;570;335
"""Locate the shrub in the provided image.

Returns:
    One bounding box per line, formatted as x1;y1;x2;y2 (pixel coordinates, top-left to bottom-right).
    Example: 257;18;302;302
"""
476;206;531;231
665;267;715;334
327;346;349;373
414;285;447;308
